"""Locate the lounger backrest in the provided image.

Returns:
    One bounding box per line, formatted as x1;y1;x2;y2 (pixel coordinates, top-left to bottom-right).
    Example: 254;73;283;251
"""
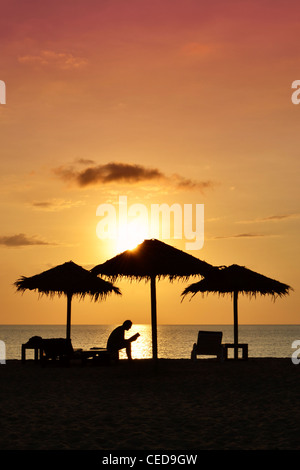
42;338;74;357
196;330;223;354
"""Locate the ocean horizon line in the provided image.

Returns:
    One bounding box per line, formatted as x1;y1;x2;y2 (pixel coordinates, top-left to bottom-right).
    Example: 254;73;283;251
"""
1;323;300;327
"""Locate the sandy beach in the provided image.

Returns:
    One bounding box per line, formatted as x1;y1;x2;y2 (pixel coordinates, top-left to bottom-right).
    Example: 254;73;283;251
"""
0;357;299;451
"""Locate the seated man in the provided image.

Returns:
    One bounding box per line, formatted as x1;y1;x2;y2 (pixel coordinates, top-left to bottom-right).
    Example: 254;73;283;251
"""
107;320;140;360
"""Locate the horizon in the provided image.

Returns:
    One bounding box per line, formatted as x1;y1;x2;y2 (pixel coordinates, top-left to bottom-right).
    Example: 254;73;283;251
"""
1;323;300;326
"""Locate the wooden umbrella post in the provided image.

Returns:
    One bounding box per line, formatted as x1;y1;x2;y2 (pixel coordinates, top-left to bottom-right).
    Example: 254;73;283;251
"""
233;290;238;359
150;275;158;361
66;293;72;341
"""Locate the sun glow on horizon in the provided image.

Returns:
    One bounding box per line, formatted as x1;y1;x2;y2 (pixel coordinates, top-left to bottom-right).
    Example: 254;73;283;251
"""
115;221;149;253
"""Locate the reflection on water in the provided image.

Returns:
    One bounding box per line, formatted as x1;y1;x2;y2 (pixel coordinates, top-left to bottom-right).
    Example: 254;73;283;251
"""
2;324;300;360
119;324;152;360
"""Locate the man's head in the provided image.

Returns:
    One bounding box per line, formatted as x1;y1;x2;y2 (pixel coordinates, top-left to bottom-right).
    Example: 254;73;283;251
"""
123;320;132;330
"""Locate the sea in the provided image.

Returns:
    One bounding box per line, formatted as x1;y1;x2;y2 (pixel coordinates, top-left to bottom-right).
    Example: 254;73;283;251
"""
1;324;300;361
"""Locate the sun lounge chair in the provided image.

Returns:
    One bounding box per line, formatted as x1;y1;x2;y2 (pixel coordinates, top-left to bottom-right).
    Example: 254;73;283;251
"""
191;330;224;361
40;338;76;365
80;347;111;365
22;337;111;366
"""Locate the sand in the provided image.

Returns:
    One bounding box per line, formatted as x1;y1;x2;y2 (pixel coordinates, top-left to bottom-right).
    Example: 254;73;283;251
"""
0;357;299;451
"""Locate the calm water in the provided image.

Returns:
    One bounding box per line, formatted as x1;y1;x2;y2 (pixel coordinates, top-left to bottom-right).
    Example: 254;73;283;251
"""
1;324;300;360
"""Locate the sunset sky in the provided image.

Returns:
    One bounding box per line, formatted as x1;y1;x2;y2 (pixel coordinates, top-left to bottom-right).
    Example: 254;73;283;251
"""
0;0;299;327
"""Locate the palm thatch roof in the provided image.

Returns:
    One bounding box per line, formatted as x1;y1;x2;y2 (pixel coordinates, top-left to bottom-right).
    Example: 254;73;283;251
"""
15;261;121;300
91;238;213;281
15;261;121;340
181;264;292;360
181;264;291;299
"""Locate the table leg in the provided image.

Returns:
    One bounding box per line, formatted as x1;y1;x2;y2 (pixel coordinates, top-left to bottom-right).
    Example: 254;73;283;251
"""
21;344;26;363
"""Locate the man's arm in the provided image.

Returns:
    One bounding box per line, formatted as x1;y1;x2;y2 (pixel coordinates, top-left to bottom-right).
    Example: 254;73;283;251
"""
128;333;140;342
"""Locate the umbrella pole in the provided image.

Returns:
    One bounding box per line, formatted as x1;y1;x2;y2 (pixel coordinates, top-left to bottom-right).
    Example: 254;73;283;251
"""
150;276;158;361
66;293;72;341
233;290;238;359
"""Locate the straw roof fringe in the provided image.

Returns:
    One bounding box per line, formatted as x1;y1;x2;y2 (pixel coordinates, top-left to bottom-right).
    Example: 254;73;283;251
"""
181;264;291;300
91;239;213;281
14;261;121;301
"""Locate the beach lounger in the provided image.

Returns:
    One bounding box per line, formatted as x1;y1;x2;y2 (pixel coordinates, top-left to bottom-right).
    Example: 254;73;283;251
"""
40;338;76;365
41;339;111;366
80;347;111;365
22;337;111;366
191;330;224;361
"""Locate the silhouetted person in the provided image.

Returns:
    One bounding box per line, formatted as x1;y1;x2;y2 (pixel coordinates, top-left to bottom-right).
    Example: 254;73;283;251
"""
107;320;140;360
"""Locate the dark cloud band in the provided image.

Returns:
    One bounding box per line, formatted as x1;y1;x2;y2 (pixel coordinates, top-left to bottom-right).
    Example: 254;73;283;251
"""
0;234;52;247
54;161;214;191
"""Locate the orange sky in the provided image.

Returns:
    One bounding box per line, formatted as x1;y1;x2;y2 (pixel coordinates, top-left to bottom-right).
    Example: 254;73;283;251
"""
0;0;299;326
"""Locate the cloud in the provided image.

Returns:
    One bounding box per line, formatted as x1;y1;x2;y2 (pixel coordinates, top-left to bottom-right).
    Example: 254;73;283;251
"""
53;161;214;192
31;198;84;212
75;159;96;165
237;213;300;224
79;163;163;185
18;50;88;70
260;214;300;222
32;202;55;209
213;233;278;240
0;234;55;247
171;174;214;191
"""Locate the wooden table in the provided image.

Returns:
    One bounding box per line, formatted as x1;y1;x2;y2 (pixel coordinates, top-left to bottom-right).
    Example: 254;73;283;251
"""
223;343;248;360
21;344;42;363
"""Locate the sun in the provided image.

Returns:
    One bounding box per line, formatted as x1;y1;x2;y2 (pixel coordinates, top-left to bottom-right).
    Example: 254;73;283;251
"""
116;220;149;253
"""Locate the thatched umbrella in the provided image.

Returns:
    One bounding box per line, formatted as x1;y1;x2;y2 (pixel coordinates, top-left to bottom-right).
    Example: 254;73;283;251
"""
91;239;213;360
14;261;121;340
182;264;291;359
